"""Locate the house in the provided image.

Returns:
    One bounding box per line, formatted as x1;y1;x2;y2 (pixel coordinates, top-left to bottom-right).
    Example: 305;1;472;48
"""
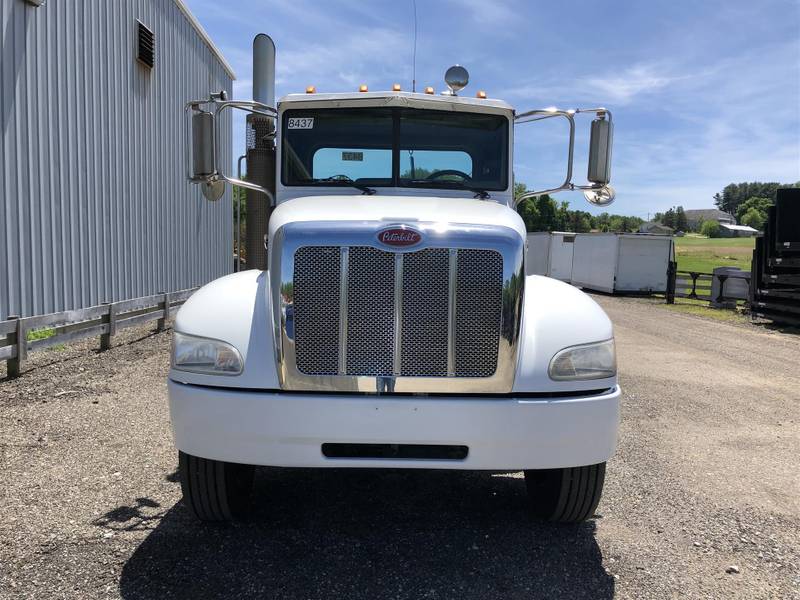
684;209;736;230
719;224;759;238
639;222;674;235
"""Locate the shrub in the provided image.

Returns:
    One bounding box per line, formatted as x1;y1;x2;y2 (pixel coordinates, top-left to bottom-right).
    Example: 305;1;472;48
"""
700;220;721;238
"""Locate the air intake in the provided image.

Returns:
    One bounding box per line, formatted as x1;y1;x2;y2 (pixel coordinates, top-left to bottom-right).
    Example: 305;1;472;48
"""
137;21;155;69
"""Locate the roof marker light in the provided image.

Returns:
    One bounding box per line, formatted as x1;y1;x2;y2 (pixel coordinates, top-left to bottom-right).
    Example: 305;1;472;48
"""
424;86;434;94
476;90;487;99
359;84;368;92
305;85;316;94
392;83;402;92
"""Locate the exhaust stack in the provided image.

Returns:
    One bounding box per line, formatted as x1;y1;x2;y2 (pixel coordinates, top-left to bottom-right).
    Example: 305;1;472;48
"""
246;34;277;270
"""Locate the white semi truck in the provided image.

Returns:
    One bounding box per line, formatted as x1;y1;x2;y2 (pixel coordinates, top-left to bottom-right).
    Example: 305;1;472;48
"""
173;35;619;522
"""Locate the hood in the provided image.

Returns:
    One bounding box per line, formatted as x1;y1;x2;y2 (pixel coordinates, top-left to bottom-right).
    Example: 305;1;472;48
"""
269;195;527;240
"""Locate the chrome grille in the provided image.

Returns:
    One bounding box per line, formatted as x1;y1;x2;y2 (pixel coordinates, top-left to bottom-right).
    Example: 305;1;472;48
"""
292;246;503;378
292;246;340;375
455;249;503;377
346;247;395;376
401;248;450;376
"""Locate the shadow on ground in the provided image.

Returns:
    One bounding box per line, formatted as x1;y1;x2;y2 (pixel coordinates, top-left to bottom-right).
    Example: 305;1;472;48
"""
114;468;613;599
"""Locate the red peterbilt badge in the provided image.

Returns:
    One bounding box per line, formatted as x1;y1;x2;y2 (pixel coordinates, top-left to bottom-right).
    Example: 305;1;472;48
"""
376;227;423;247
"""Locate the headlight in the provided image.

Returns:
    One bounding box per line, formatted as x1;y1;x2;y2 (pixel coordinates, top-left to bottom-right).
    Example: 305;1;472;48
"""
548;339;616;381
172;332;243;375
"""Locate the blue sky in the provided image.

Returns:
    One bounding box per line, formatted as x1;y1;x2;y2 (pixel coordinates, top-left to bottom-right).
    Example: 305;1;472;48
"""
185;0;800;218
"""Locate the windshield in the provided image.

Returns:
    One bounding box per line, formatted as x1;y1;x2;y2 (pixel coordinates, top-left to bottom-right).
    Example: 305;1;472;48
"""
281;107;509;192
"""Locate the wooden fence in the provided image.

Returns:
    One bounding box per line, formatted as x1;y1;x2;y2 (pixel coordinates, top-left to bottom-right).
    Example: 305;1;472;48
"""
0;288;197;378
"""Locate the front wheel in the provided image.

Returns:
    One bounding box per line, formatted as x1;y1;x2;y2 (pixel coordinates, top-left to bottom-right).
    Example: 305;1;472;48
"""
524;463;606;523
178;451;255;521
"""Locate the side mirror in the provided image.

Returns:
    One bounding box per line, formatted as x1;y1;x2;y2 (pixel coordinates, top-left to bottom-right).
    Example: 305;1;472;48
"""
184;95;278;203
587;116;613;185
191;109;215;179
190;109;226;201
514;107;615;207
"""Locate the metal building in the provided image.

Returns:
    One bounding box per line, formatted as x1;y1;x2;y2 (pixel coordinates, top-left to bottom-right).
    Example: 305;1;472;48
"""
1;0;234;319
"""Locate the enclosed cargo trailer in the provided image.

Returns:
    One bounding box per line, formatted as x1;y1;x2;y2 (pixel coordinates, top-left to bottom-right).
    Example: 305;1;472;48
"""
526;232;575;281
571;233;674;294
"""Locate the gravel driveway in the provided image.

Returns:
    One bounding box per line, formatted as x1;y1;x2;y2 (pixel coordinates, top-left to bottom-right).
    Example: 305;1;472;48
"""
1;296;798;599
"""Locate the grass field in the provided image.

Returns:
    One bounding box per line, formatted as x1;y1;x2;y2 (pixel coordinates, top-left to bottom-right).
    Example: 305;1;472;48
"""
674;234;755;273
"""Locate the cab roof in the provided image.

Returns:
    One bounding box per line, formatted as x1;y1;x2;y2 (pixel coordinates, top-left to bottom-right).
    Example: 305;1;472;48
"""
277;90;514;115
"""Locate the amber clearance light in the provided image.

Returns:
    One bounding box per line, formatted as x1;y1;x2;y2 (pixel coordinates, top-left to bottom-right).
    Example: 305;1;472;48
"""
305;85;316;94
424;86;434;94
392;83;402;92
359;84;368;92
476;90;487;99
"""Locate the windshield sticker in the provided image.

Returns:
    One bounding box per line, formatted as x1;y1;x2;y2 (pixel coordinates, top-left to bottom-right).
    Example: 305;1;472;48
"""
341;151;363;161
287;117;314;129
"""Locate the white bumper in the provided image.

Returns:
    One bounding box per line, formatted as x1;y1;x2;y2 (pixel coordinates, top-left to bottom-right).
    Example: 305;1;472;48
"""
168;380;620;470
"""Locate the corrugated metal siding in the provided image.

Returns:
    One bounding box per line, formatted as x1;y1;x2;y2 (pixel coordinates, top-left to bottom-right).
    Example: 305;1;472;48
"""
0;0;233;319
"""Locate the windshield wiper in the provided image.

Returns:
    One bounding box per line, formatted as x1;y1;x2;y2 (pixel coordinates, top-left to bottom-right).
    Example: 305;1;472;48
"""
403;179;491;200
314;177;376;195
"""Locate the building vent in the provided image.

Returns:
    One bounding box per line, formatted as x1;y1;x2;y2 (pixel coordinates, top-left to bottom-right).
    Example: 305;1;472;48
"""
137;21;155;68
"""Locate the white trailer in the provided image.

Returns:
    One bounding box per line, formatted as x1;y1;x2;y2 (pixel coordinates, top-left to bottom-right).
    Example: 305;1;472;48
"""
526;232;575;282
571;233;674;294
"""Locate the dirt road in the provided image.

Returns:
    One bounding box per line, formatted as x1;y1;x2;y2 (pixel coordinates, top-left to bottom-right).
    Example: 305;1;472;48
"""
1;296;798;599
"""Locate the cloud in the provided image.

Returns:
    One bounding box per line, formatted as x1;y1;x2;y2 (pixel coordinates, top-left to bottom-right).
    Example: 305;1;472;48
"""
581;64;679;105
444;0;517;25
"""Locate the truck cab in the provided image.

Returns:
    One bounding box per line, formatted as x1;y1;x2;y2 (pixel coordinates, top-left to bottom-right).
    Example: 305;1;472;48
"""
172;52;620;523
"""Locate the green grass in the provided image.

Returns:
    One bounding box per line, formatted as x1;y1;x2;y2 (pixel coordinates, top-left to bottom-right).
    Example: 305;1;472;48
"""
27;327;56;342
661;297;749;323
674;234;755;273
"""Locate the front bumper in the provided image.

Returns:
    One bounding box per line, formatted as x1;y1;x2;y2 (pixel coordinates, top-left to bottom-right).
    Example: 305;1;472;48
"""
168;380;620;470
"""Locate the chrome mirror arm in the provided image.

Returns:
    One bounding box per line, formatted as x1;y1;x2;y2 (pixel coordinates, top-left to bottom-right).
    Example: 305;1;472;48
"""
514;107;613;206
185;95;277;203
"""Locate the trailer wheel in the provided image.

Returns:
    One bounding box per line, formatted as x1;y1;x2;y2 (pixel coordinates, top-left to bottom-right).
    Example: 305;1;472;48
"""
178;451;255;521
524;463;606;523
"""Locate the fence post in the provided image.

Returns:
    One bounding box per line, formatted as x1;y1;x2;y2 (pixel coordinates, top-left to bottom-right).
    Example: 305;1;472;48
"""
666;261;676;304
100;302;117;351
716;275;728;305
157;291;170;331
690;273;699;299
6;316;23;378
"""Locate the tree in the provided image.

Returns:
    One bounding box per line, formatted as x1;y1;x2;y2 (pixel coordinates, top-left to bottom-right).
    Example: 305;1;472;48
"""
741;208;765;230
700;220;721;238
713;182;786;215
514;181;643;233
735;196;772;224
661;208;676;229
694;216;705;234
674;206;687;231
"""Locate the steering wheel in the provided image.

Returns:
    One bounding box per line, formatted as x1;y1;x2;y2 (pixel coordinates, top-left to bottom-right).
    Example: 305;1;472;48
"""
324;174;354;181
425;169;472;182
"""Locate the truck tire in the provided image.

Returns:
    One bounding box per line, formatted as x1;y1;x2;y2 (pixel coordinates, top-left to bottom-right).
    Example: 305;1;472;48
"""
524;462;606;523
178;451;255;521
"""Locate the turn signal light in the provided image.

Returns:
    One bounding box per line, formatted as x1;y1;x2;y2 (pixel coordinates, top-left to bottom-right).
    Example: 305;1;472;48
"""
476;90;487;99
392;83;402;92
359;84;368;92
305;85;316;94
424;86;434;94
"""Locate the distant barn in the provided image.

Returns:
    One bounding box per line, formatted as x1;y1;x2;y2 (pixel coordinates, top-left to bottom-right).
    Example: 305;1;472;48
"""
719;223;759;237
683;209;736;231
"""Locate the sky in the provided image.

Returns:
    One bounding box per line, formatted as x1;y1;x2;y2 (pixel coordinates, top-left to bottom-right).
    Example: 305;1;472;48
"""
185;0;800;219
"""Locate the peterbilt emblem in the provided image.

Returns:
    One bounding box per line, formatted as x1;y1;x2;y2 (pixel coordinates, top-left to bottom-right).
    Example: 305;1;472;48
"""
377;227;422;247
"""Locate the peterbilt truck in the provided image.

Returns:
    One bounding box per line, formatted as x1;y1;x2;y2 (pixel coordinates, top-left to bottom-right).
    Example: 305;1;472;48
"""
173;35;619;522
